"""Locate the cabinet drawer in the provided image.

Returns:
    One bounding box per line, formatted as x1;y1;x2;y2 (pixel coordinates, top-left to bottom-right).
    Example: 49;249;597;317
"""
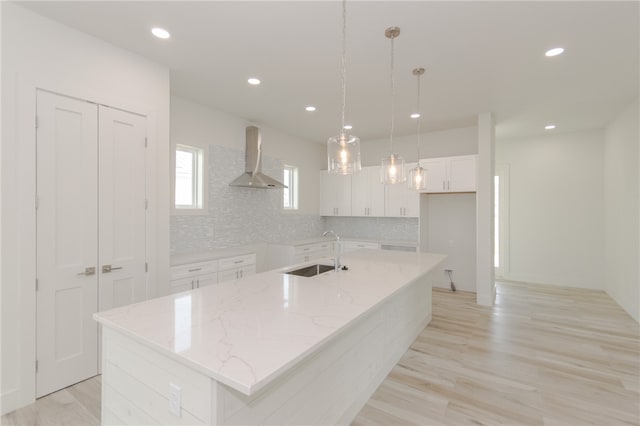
218;265;256;284
294;242;331;256
342;241;380;252
218;253;256;271
170;260;218;280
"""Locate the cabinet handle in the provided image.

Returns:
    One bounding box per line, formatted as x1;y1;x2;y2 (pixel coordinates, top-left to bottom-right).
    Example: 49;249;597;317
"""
77;266;96;276
442;181;445;190
196;279;200;288
188;267;202;272
239;270;243;278
191;280;195;289
234;260;243;264
448;181;450;190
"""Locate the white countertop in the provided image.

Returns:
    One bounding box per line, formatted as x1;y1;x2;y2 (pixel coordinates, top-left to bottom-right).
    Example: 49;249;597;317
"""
94;250;446;396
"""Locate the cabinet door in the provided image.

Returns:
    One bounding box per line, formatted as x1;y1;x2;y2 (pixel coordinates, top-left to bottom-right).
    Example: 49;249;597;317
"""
350;169;369;217
170;277;194;294
421;159;447;193
368;167;386;216
218;269;240;283
238;265;256;279
319;171;352;216
195;272;218;288
448;155;477;192
384;179;405;218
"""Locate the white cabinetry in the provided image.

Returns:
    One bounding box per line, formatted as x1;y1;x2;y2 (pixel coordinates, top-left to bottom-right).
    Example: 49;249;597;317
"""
218;254;257;283
319;171;352;216
351;166;385;217
421;155;477;193
269;240;333;268
170;260;218;294
293;241;332;263
384;162;420;218
170;253;257;294
341;241;380;253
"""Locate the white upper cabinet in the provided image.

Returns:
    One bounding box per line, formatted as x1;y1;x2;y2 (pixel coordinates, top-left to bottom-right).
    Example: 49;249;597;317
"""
420;155;477;193
384;162;420;218
351;166;385;217
319;171;352;216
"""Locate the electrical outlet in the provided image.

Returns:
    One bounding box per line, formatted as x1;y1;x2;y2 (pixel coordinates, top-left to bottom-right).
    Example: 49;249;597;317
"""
169;383;182;417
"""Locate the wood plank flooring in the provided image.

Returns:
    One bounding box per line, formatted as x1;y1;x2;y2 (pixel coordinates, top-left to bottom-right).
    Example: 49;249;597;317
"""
353;281;640;426
2;281;638;425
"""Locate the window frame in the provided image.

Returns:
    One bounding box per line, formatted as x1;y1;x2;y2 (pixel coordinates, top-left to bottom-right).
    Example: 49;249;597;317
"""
283;164;299;211
173;144;207;214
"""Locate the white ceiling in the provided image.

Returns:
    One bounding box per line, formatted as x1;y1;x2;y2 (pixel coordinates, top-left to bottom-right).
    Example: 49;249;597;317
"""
17;1;639;143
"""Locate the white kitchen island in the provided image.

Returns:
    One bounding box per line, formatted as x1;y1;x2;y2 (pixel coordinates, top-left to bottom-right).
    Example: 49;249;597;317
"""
94;249;446;425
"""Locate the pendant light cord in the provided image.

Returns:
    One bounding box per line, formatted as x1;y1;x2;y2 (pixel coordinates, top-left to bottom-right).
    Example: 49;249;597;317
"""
416;72;421;158
389;34;395;152
340;0;347;132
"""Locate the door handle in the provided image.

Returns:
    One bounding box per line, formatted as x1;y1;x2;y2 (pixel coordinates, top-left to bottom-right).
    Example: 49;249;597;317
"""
77;267;96;276
102;265;123;273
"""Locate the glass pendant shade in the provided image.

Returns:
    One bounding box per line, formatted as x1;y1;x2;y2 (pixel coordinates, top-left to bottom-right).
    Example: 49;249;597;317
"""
408;164;426;190
328;131;361;174
381;153;406;184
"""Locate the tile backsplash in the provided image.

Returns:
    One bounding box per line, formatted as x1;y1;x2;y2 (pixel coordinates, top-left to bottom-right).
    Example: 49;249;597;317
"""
171;144;323;254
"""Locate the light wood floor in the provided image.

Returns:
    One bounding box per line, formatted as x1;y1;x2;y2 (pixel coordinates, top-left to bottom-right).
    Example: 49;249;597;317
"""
3;282;638;426
353;282;640;426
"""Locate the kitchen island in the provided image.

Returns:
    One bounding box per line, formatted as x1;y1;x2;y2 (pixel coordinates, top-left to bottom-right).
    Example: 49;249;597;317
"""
94;249;446;425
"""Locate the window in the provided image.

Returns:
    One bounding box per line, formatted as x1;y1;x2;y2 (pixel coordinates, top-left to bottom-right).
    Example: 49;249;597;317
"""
283;165;298;210
175;144;204;210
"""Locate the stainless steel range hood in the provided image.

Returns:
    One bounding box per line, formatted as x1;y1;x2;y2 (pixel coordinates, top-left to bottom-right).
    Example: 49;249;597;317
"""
229;126;287;189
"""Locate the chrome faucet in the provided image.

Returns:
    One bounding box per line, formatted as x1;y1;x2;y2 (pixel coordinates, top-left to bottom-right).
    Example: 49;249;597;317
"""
322;230;342;271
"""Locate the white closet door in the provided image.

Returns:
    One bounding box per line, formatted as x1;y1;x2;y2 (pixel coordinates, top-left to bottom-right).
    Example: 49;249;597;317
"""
98;106;147;311
36;90;99;397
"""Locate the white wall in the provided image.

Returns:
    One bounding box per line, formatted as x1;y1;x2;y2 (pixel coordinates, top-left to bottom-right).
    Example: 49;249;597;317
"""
171;96;324;215
359;126;478;167
495;129;605;289
604;99;639;322
1;3;170;414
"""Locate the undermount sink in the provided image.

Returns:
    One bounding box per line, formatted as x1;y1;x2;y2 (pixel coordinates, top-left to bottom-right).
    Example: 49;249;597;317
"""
284;264;335;277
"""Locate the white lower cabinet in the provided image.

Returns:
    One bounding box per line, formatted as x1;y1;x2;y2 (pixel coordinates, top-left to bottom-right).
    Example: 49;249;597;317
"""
170;253;256;294
341;241;381;253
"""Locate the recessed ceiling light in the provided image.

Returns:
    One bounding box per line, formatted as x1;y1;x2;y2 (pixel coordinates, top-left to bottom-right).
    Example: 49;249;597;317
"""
343;124;353;130
545;124;556;130
410;113;421;119
247;78;261;85
151;27;171;39
545;47;564;57
305;106;316;112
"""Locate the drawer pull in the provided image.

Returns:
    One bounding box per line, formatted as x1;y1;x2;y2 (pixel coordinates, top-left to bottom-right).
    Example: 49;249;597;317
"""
188;268;202;272
234;260;243;264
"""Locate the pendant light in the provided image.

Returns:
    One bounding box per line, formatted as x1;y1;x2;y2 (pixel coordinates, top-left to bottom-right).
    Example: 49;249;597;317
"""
327;0;361;175
408;67;426;190
381;27;405;185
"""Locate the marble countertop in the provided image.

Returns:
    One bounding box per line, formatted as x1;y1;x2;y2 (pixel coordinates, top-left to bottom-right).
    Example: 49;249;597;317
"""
94;250;446;396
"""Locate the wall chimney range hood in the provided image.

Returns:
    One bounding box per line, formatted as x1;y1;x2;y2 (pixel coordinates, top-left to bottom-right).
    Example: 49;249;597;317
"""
229;126;287;189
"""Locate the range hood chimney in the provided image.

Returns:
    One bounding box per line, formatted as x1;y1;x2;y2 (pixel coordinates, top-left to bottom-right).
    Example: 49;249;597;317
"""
229;126;287;189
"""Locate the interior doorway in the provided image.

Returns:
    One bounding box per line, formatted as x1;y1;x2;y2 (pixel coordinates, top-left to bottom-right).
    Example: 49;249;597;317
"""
494;164;509;278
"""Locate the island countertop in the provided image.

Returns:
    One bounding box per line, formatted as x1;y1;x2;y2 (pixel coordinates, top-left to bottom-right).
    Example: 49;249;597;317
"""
94;249;446;396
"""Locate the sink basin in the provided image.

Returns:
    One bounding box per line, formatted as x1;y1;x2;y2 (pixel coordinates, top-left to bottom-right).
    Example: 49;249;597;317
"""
284;264;335;277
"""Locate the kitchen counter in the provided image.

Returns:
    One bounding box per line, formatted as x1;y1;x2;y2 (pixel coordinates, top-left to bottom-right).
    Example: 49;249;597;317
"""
95;249;446;425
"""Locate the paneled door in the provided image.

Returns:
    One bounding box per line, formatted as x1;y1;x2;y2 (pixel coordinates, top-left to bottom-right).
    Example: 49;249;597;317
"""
36;93;148;397
98;106;147;311
36;90;99;397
